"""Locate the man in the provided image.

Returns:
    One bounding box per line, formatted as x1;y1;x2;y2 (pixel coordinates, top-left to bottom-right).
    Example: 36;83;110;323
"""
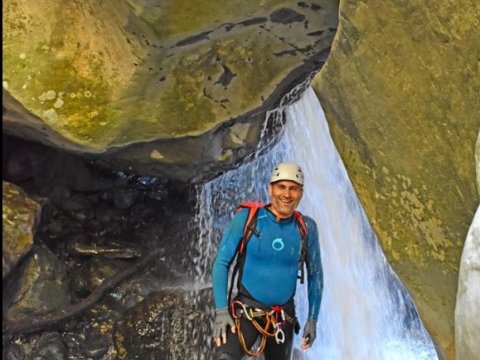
211;162;323;359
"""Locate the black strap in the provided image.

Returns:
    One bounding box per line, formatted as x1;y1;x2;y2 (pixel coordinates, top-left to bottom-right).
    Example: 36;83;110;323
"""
227;208;259;306
236;288;295;315
298;232;307;284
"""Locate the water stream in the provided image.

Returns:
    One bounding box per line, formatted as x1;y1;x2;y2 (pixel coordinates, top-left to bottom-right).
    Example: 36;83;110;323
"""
194;87;438;359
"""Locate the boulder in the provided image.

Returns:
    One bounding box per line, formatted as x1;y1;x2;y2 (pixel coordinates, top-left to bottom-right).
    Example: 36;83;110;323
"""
313;0;480;358
455;205;480;360
5;244;71;319
3;0;339;182
2;181;41;278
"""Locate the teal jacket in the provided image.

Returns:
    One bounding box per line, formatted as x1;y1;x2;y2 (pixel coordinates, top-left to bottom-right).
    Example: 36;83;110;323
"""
212;207;323;320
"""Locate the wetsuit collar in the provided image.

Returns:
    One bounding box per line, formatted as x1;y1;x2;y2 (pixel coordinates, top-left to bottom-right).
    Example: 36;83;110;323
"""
264;204;295;223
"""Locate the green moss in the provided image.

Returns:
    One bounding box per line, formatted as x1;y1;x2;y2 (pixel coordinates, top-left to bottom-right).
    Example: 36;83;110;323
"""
137;0;286;40
4;0;337;151
314;0;479;356
3;43;115;148
2;182;39;254
113;35;286;143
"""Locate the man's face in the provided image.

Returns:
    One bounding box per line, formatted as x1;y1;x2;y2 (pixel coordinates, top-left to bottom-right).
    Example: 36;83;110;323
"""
268;180;303;219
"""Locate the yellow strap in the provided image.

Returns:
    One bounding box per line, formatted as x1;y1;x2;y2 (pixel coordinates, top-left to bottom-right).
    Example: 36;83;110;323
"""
235;318;267;357
235;310;285;356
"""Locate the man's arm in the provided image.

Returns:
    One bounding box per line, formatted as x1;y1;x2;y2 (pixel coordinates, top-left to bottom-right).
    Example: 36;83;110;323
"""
305;217;323;321
211;209;249;310
301;217;323;349
211;209;248;346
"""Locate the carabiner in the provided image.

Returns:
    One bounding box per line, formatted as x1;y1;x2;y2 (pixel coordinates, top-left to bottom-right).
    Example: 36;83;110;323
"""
275;327;285;344
230;300;253;320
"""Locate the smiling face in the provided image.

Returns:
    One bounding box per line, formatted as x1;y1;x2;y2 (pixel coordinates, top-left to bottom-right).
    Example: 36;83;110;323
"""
268;180;303;219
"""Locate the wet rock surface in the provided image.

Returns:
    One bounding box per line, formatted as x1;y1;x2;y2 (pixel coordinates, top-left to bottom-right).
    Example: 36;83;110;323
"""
2;181;42;278
5;244;71;320
118;289;213;360
2;134;212;359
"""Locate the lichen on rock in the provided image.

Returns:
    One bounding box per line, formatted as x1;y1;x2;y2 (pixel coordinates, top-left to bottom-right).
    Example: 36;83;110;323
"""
313;0;480;357
3;0;339;181
2;181;41;278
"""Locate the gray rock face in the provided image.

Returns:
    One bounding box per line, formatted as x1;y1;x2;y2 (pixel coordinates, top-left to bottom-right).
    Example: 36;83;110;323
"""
455;206;480;360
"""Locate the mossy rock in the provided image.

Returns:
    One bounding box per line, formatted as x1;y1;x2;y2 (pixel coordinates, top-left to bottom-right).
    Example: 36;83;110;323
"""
313;0;480;358
2;181;41;278
3;0;339;181
5;244;71;319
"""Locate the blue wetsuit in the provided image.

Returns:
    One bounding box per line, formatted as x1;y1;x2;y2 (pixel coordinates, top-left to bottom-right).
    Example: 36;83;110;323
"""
212;206;323;321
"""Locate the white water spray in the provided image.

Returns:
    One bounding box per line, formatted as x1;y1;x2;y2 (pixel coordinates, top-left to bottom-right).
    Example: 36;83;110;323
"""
195;87;438;359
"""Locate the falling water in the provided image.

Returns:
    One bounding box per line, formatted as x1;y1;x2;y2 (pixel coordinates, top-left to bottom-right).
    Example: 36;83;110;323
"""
194;87;438;359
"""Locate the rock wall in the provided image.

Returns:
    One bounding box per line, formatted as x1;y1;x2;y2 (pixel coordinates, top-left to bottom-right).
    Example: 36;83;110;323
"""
2;135;208;359
313;0;480;358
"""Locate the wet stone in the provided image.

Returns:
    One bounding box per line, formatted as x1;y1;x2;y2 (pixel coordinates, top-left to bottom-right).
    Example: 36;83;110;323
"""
2;181;41;278
45;220;64;235
63;332;85;359
95;206;124;223
69;261;91;299
5;244;71;319
135;222;166;244
128;201;153;221
48;185;72;207
118;289;213;360
3;343;26;360
146;188;169;202
82;218;106;236
61;195;95;222
31;332;66;360
113;188;138;209
83;331;113;359
3;141;47;183
85;257;130;293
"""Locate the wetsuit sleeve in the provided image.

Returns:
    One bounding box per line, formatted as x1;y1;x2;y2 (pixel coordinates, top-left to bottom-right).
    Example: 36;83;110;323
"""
211;209;249;310
305;217;323;321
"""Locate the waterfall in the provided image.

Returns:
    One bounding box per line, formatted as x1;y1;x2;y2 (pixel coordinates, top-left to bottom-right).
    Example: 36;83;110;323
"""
194;87;438;359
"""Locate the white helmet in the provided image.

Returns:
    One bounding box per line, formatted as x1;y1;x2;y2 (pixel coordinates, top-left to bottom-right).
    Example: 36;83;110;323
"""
270;162;304;185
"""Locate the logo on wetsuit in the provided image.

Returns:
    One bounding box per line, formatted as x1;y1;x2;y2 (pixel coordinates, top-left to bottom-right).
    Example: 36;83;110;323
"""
272;238;285;251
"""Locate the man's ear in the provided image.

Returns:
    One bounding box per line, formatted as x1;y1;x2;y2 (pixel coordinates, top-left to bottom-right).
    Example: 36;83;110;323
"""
268;184;273;197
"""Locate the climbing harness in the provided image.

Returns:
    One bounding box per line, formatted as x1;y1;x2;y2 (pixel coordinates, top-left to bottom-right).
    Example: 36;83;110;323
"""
230;299;295;357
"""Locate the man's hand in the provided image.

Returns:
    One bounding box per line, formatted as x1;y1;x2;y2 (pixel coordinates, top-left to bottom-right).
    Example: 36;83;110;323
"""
300;319;317;350
213;308;236;347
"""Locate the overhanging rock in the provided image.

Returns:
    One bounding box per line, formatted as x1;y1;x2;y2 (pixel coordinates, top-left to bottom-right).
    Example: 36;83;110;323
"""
3;0;339;182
